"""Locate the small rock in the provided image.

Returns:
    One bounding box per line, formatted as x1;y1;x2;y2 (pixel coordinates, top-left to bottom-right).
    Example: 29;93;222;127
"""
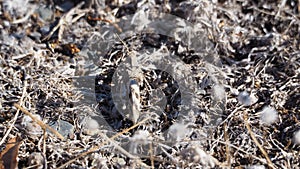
81;117;100;135
40;26;50;35
238;91;257;106
37;6;53;22
29;31;42;41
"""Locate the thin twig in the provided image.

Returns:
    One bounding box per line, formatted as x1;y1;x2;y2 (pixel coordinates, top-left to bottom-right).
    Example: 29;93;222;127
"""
223;122;231;167
276;0;287;19
243;112;275;169
209;139;272;166
219;105;244;126
149;141;154;169
0;110;19;147
0;81;27;146
57;117;150;169
43;131;48;169
13;103;64;140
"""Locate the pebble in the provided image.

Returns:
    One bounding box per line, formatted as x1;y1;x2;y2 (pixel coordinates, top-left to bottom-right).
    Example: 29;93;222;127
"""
237;91;257;106
40;26;50;35
29;31;42;41
37;6;53;22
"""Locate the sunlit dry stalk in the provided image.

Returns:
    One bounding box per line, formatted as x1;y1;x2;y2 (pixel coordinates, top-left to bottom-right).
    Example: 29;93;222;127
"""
243;112;275;169
13;103;65;140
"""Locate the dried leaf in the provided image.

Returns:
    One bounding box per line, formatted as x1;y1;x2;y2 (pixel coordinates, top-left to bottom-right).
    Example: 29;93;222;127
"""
0;137;21;169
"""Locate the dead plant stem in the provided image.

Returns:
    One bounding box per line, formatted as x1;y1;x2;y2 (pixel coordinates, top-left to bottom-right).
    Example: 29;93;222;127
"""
243;112;275;169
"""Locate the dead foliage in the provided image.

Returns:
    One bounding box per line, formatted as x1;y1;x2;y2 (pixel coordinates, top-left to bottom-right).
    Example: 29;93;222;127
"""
0;0;299;168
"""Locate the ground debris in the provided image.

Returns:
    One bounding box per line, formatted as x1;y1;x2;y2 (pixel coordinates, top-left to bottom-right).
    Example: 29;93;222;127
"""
0;0;299;168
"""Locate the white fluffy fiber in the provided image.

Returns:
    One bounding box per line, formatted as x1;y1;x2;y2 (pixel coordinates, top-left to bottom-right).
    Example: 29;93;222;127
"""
259;106;278;125
213;84;226;101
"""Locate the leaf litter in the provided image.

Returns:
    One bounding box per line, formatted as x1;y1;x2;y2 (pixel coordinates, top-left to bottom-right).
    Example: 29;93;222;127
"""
0;0;299;168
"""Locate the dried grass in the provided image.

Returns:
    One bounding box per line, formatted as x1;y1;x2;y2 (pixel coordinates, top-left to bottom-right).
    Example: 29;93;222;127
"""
0;0;299;168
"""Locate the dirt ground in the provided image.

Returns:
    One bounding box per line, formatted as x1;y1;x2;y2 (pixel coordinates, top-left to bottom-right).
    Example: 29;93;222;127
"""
0;0;299;168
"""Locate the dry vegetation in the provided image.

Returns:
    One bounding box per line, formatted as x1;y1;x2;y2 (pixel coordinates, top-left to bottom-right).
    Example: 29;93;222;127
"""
0;0;299;168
